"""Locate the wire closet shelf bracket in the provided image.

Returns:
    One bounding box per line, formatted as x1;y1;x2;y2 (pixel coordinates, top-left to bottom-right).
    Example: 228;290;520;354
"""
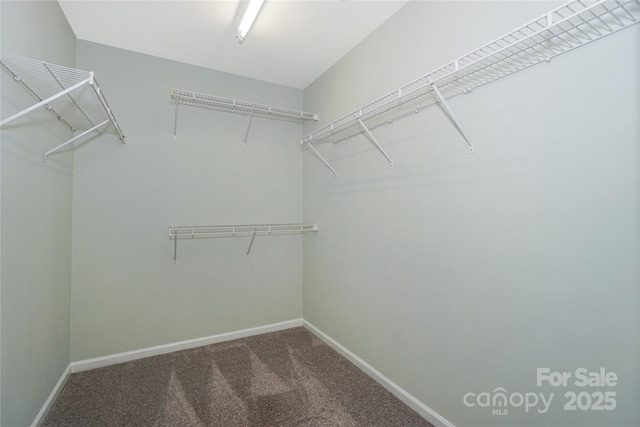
301;0;640;176
170;89;318;145
0;53;126;162
168;223;319;263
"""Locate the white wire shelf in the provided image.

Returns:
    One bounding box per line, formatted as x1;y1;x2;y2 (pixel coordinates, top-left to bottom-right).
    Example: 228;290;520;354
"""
301;0;640;176
0;53;126;162
168;223;319;262
170;89;318;143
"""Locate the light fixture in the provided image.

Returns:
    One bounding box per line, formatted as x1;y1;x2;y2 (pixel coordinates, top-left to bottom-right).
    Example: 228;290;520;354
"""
235;0;265;43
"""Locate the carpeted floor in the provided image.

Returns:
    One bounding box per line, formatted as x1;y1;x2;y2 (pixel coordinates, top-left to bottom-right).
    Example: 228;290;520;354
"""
43;327;433;426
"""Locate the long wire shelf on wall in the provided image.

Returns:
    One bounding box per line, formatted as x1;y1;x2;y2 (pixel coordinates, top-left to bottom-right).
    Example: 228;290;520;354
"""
0;53;126;162
170;89;318;145
168;223;319;263
301;0;640;176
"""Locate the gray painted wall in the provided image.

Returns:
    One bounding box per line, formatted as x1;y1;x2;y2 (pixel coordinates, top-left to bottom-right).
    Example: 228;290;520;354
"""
71;41;305;361
302;2;639;427
0;1;75;425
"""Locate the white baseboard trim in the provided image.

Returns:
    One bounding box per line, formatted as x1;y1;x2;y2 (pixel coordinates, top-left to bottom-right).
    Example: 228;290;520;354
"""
70;318;303;373
31;364;71;427
303;320;455;427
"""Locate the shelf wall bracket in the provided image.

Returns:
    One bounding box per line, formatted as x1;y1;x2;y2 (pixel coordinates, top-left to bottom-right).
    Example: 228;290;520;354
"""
174;231;178;264
43;119;110;162
246;231;257;256
243;110;255;147
173;103;179;140
89;77;126;142
430;82;474;154
305;142;338;177
356;116;394;168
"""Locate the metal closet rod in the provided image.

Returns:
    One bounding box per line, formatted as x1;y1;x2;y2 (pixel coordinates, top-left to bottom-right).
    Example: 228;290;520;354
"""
168;223;319;263
0;53;126;162
301;0;640;176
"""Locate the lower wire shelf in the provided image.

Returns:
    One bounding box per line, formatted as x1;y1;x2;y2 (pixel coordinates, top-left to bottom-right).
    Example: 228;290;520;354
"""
168;223;319;263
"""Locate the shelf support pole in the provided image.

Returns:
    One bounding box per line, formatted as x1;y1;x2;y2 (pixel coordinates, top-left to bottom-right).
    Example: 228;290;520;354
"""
173;103;179;140
173;235;178;264
430;82;474;153
243;110;255;147
246;231;257;256
0;77;91;128
43;119;110;162
356;117;393;168
305;142;338;177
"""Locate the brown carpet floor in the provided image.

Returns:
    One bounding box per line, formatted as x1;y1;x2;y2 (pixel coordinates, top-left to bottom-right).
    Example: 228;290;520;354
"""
43;327;433;426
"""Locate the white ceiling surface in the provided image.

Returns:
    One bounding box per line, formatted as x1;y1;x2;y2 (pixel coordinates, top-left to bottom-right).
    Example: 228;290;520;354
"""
58;1;408;90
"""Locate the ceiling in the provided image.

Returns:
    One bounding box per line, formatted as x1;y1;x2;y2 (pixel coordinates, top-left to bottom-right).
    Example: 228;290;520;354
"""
58;0;408;90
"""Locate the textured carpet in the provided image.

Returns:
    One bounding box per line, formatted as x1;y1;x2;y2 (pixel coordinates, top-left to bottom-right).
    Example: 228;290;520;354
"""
43;327;432;426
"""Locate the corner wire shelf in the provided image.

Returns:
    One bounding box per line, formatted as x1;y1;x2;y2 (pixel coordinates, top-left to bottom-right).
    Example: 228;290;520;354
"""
170;88;319;146
168;223;319;263
301;0;640;176
0;53;126;162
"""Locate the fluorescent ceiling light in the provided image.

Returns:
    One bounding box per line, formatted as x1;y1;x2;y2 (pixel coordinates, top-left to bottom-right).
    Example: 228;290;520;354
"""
236;0;265;43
